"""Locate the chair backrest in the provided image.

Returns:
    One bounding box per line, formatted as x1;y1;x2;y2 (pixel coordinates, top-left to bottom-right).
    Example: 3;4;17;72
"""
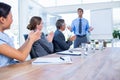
23;34;38;59
24;34;28;40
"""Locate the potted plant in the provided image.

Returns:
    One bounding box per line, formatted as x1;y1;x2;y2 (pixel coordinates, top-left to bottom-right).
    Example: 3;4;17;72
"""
118;31;120;39
112;30;119;39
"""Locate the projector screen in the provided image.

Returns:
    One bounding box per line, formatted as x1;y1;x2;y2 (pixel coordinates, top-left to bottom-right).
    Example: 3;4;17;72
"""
90;9;113;40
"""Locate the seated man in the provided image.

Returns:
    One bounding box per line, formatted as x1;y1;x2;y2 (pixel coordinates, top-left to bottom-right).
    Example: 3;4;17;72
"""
53;19;76;52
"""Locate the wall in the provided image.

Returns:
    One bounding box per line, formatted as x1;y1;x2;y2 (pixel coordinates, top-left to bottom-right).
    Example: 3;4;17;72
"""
19;0;46;46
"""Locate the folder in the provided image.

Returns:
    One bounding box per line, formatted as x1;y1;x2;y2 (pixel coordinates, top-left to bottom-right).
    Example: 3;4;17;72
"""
56;50;81;56
32;56;72;65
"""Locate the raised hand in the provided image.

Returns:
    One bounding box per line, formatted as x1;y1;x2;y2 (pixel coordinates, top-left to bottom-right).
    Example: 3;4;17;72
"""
47;31;54;42
28;29;42;43
68;35;76;41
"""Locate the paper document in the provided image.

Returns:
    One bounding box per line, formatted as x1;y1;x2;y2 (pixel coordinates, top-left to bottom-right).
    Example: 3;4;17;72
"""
57;50;81;56
70;48;83;51
32;56;72;65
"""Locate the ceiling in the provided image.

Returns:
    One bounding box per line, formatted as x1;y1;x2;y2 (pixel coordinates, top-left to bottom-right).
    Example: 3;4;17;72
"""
33;0;119;7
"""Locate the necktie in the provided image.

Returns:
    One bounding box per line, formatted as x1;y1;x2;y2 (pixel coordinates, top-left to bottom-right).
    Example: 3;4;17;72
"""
79;18;82;34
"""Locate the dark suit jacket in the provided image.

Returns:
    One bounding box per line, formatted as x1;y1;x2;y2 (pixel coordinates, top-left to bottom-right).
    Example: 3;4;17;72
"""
53;30;72;52
32;33;53;57
24;33;53;58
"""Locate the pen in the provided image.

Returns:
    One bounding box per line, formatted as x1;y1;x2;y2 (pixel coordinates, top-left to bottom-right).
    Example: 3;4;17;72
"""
69;50;73;53
33;62;50;63
60;57;65;61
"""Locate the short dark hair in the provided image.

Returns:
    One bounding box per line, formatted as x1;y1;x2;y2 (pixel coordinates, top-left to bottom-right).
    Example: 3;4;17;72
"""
56;19;65;29
77;8;83;12
0;2;11;18
27;16;42;30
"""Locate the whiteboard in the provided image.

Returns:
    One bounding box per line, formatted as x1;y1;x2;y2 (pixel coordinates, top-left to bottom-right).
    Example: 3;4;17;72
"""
90;9;113;40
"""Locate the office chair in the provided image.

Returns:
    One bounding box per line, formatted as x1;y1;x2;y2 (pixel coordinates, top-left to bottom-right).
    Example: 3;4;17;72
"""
23;34;38;59
24;34;28;40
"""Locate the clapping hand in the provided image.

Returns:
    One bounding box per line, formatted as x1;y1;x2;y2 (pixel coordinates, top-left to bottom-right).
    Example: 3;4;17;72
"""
47;31;54;42
68;35;76;41
28;29;42;42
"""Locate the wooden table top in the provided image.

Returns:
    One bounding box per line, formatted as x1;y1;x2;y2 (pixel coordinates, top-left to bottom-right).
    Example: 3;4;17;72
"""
0;47;120;80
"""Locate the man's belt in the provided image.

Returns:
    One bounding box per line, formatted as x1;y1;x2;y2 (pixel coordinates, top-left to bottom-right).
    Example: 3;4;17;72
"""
76;35;86;37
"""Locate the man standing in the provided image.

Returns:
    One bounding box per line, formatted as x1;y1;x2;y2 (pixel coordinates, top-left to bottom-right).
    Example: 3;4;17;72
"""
71;8;90;48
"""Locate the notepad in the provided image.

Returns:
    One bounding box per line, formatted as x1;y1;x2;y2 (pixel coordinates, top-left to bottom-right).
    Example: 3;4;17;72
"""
56;50;81;56
70;48;83;51
32;56;72;65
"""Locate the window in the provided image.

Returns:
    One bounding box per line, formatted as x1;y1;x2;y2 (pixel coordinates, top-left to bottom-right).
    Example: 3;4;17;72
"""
0;0;19;48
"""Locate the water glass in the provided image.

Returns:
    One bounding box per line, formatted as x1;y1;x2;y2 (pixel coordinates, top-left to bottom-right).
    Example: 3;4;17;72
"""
98;40;104;50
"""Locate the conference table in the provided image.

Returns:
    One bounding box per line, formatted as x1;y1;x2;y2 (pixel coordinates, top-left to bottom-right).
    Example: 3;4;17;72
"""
0;47;120;80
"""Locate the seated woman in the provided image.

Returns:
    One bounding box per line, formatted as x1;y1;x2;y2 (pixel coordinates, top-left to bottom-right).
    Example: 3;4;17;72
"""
26;16;54;58
53;19;76;52
0;2;40;67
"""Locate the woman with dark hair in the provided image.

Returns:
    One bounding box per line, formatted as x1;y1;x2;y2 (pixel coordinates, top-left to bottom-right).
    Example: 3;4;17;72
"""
26;16;54;58
0;2;40;67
